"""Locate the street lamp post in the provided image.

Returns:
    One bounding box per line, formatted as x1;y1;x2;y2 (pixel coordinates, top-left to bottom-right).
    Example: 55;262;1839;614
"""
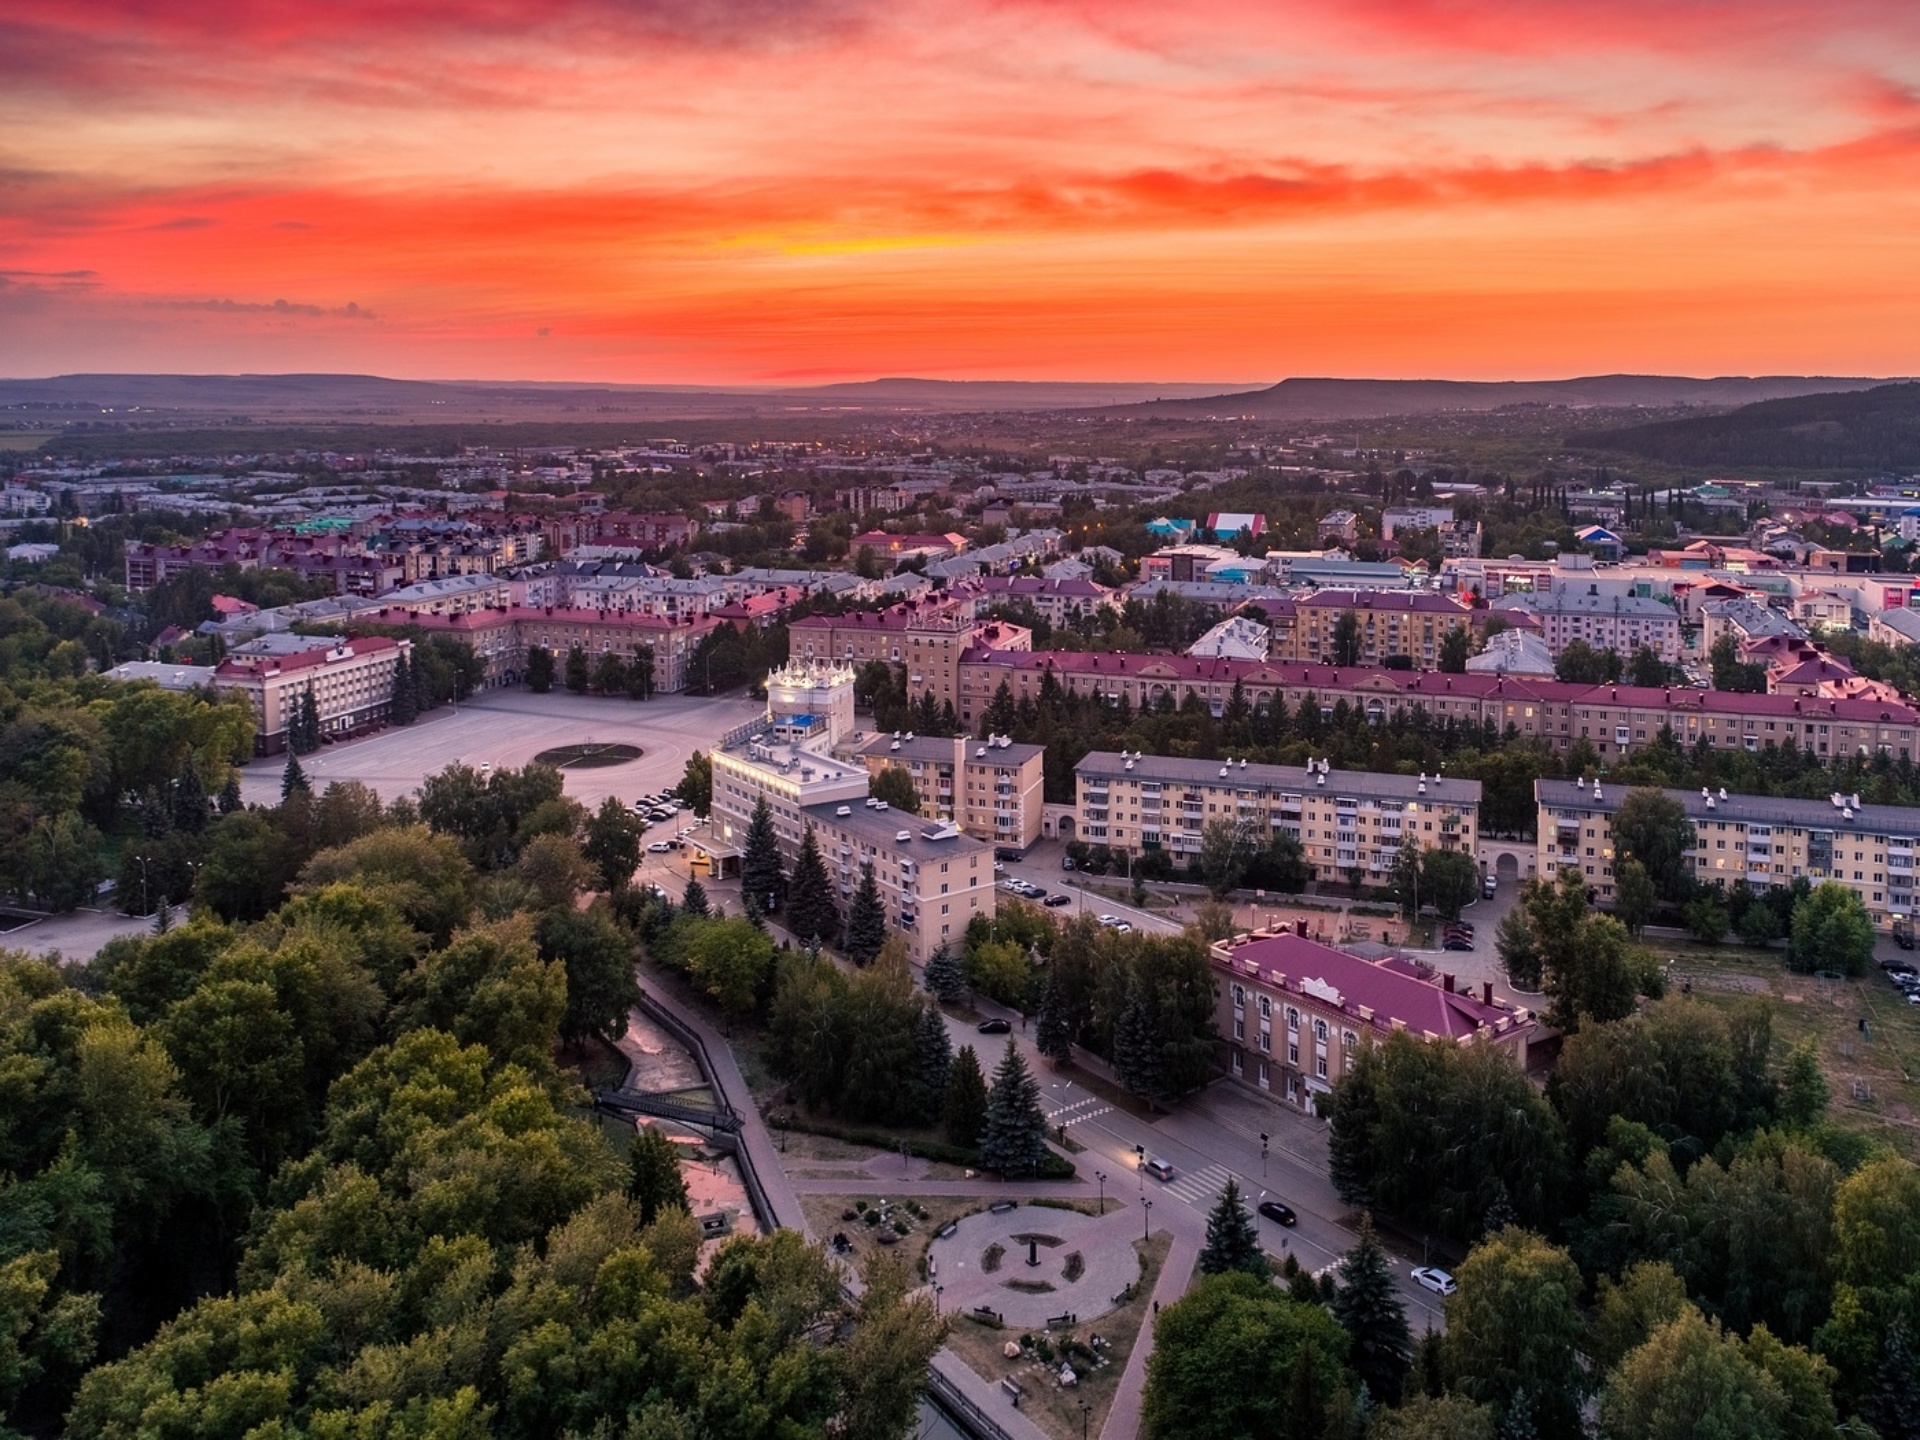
1096;1170;1106;1216
1080;1400;1091;1440
934;1284;944;1315
1142;1198;1152;1242
1261;1131;1269;1178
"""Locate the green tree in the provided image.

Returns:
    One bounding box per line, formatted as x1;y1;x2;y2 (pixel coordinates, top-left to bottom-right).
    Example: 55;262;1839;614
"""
517;831;597;909
839;1252;948;1440
1544;913;1643;1033
1684;893;1730;944
867;766;920;814
1614;858;1658;936
1331;1220;1411;1404
1371;1396;1495;1440
683;916;777;1020
785;826;841;946
675;750;712;816
626;1123;690;1226
1628;645;1670;687
1554;640;1611;684
592;649;628;695
1331;609;1363;667
535;905;638;1046
196;810;302;922
1142;1271;1352;1440
1199;1177;1267;1278
583;795;644;892
1198;817;1255;897
1439;627;1472;674
1422;847;1480;920
942;1043;988;1148
923;942;964;1002
1496;905;1542;991
527;643;555;692
1444;1228;1589;1440
740;794;784;915
389;651;418;725
1776;1040;1829;1128
681;876;710;917
1034;974;1074;1062
1391;838;1425;919
1591;1261;1691;1377
281;749;309;800
1612;790;1697;904
628;644;655;699
844;861;887;965
979;1038;1050;1177
564;643;590;693
1599;1309;1789;1440
1788;881;1875;976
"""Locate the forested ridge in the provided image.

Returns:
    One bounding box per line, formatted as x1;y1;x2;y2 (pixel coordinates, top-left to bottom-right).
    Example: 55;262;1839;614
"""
1570;381;1920;472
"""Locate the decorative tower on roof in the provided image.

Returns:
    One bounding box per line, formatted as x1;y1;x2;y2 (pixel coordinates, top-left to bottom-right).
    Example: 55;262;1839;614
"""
764;660;856;746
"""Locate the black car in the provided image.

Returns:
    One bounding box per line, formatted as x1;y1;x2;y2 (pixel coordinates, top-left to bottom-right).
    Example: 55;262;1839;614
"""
977;1017;1012;1034
1257;1200;1297;1226
1043;893;1072;907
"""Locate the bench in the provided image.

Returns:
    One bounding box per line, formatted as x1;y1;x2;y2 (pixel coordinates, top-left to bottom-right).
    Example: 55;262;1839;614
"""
1046;1312;1077;1329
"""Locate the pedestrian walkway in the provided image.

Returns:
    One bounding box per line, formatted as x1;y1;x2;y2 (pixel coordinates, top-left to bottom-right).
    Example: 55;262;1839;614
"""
1099;1227;1200;1440
1160;1162;1232;1209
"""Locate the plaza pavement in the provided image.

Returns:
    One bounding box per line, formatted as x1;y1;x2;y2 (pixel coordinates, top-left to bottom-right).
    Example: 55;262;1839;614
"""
236;688;763;810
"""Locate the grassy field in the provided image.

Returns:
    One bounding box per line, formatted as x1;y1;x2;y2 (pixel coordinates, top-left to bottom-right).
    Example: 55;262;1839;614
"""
1660;941;1920;1157
0;432;57;452
943;1232;1171;1440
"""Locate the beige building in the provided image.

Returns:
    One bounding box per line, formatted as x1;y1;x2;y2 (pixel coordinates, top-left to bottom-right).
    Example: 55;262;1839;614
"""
857;733;1045;850
1214;930;1537;1112
1287;590;1474;667
707;662;996;962
1536;779;1919;926
1073;751;1479;880
790;596;1029;724
214;636;410;755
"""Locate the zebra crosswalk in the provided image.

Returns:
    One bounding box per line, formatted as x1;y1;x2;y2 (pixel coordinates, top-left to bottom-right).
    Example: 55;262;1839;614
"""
1042;1095;1113;1129
1160;1162;1234;1208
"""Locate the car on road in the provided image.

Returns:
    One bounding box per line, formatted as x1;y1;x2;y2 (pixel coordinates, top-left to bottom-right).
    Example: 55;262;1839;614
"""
1061;856;1076;870
977;1017;1012;1034
1411;1267;1457;1296
1043;893;1072;907
1257;1200;1298;1226
646;841;672;853
1441;936;1474;952
1097;914;1133;932
1483;875;1497;899
1142;1157;1176;1182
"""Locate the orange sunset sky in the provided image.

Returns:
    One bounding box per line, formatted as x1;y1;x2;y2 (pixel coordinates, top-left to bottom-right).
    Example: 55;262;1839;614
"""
3;0;1919;384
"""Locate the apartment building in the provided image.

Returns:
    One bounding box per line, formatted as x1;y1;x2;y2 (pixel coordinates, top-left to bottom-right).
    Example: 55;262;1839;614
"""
1287;591;1474;666
1214;930;1537;1112
790;596;1029;723
214;635;410;755
857;733;1045;849
124;538;262;590
972;575;1116;628
1073;751;1479;878
951;652;1920;762
362;605;718;692
707;662;995;962
1495;589;1682;661
1537;779;1920;926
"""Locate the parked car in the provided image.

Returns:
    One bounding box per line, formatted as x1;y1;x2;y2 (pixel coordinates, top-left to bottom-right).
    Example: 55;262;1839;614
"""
1257;1200;1298;1226
1062;856;1076;871
977;1017;1012;1035
646;841;672;853
1441;936;1474;952
1098;915;1133;933
1411;1266;1457;1296
1044;893;1072;907
1143;1157;1176;1182
994;847;1024;863
1483;875;1497;899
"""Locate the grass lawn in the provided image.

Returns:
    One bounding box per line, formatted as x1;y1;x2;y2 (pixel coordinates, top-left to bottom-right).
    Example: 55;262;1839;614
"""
942;1231;1172;1440
1659;941;1920;1157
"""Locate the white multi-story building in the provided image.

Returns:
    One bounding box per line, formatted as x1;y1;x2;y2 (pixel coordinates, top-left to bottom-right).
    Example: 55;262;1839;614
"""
706;661;995;962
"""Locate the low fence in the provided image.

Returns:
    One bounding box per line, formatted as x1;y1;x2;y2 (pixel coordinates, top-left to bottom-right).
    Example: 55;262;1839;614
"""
924;1361;1019;1440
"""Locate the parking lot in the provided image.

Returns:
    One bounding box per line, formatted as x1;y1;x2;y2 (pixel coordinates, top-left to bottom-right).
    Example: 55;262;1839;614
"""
237;687;764;812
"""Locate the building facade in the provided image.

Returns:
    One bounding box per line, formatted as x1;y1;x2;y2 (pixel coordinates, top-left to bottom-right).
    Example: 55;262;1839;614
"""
213;636;410;755
1073;751;1479;879
707;661;997;962
1536;779;1920;927
1287;590;1473;667
857;734;1045;849
1214;930;1537;1112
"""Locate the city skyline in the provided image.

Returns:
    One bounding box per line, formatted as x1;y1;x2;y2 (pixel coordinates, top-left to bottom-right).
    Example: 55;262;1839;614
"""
4;0;1920;382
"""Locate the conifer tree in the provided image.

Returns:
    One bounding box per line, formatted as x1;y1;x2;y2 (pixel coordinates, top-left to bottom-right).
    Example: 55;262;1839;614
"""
785;826;840;946
528;645;555;693
914;1002;952;1122
281;750;310;800
626;1124;691;1227
390;652;418;725
980;1037;1050;1177
681;877;710;918
844;861;886;965
1330;1220;1411;1403
301;685;322;752
942;1044;988;1149
216;769;243;815
741;794;785;916
923;942;965;1002
1112;979;1164;1101
1198;1177;1266;1278
1035;974;1073;1062
171;758;206;834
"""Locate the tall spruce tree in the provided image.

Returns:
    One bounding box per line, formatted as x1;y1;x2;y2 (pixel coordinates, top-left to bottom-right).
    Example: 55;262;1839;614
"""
1198;1177;1266;1278
740;794;785;915
171;758;206;834
785;826;840;945
1112;980;1164;1101
390;652;418;725
281;750;310;800
681;877;710;918
216;769;242;815
626;1124;691;1227
923;942;965;1002
1330;1220;1411;1403
980;1038;1050;1177
301;685;322;752
527;645;555;693
1034;974;1074;1062
914;1002;953;1122
844;861;886;966
943;1044;988;1149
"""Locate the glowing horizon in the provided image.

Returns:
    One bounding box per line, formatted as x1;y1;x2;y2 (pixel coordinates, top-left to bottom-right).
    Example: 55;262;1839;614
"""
4;0;1919;384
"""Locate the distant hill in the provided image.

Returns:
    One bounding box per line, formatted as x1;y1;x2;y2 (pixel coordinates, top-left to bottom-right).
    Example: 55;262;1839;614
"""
1126;374;1894;422
0;372;1240;420
1567;381;1920;471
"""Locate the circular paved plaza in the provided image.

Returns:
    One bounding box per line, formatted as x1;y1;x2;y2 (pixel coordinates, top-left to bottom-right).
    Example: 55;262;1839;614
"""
928;1204;1142;1329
